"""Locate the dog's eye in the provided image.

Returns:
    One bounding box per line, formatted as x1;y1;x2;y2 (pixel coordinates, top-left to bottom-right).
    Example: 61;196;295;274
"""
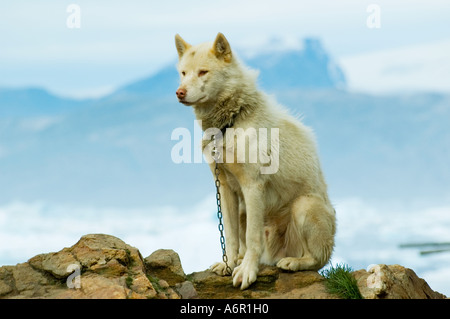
198;70;208;77
181;71;186;76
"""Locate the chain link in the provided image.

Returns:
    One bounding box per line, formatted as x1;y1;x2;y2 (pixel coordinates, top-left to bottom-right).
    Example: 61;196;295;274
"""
212;135;232;276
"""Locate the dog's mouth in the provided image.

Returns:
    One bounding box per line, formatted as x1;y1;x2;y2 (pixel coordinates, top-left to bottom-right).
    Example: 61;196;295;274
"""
178;96;207;106
179;100;193;106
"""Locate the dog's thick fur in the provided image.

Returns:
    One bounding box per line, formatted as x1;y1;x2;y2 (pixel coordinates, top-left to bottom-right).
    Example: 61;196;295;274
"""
175;33;336;290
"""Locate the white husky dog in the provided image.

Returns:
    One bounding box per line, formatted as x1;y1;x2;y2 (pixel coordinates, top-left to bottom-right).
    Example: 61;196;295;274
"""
175;33;336;290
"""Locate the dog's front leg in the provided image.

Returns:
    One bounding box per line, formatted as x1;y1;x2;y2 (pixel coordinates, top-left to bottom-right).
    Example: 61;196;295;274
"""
232;185;264;290
210;171;240;276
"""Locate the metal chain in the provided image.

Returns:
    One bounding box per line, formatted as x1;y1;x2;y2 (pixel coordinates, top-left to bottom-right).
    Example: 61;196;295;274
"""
212;135;232;276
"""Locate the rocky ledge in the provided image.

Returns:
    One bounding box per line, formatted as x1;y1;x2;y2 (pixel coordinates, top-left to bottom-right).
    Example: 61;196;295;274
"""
0;234;446;299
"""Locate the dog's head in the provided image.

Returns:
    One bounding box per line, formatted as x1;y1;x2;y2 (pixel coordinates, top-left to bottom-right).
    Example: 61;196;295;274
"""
174;33;233;106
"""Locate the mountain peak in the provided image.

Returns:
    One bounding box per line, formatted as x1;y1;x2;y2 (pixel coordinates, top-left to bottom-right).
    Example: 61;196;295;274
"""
246;37;346;90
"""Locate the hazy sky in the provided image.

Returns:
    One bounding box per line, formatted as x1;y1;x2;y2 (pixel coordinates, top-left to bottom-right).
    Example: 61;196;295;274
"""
0;0;449;98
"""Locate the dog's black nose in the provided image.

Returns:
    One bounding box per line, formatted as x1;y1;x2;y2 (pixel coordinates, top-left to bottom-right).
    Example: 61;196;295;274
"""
176;88;186;99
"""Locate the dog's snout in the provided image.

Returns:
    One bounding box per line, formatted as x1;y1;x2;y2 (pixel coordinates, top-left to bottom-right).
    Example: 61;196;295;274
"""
176;88;186;99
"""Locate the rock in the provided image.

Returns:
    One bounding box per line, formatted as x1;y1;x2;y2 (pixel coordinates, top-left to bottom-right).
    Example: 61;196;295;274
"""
0;234;161;299
0;269;13;296
144;249;186;285
176;281;198;299
60;274;130;299
11;263;55;298
0;234;446;299
189;266;338;299
353;264;446;299
28;250;79;279
272;270;336;299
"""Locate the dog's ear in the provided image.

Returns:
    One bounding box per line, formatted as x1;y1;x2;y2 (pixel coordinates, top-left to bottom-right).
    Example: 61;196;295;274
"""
212;33;232;63
175;34;191;59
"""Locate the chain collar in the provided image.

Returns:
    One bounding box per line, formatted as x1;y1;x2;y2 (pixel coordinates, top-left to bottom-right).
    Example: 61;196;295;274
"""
212;134;232;276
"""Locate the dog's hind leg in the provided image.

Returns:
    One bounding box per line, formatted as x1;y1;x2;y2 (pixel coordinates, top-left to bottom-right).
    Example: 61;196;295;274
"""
276;194;336;271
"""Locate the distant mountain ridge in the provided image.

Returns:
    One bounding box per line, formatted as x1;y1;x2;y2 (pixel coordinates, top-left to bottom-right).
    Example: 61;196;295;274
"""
114;37;346;97
0;37;345;110
0;87;87;117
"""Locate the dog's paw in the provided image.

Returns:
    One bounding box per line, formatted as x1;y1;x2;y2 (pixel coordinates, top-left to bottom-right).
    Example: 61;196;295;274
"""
210;262;233;276
232;259;258;290
276;257;301;271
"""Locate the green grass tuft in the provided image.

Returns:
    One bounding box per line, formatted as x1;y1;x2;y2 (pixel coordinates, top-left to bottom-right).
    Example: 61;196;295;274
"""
320;263;363;299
